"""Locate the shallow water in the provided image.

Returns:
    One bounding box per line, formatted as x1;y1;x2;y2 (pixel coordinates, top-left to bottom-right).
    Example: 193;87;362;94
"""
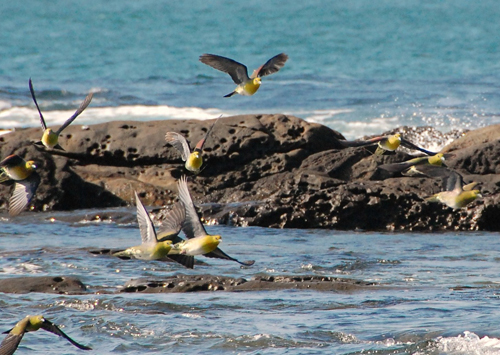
1;209;500;354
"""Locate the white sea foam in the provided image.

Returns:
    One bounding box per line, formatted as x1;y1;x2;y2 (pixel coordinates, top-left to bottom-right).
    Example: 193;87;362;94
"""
0;105;225;129
436;331;500;355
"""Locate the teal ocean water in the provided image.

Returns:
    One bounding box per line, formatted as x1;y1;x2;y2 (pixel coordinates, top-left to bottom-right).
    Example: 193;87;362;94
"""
1;1;500;138
1;1;500;354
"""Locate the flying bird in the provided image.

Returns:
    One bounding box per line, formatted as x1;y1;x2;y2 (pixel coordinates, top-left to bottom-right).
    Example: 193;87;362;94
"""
165;117;220;174
163;176;255;268
199;53;288;97
29;78;93;150
378;153;447;175
424;169;482;209
0;315;91;354
0;155;40;216
339;133;438;156
113;191;185;261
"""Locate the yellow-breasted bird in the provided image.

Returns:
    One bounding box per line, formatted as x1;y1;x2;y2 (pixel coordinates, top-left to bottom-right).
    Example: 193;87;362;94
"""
165;117;220;174
0;315;91;354
0;155;40;216
339;133;438;156
112;191;185;261
165;176;255;268
379;153;446;175
425;169;481;209
29;78;93;150
199;53;288;97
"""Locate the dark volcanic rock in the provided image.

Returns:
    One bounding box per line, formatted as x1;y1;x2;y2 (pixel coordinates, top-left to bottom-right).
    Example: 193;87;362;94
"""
0;276;87;294
120;274;377;293
1;115;499;231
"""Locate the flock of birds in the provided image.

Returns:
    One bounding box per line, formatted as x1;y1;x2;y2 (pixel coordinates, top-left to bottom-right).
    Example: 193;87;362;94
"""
0;53;483;353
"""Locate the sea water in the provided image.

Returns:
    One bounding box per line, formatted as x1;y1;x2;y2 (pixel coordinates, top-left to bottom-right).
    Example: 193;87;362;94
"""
1;0;499;139
1;1;500;354
1;210;500;354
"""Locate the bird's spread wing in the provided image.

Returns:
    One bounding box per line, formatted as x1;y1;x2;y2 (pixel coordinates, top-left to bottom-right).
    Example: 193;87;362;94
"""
338;136;386;148
194;116;221;151
177;175;208;238
378;157;427;173
204;247;255;266
9;172;41;216
161;202;186;236
400;138;438;156
165;132;191;161
0;155;24;169
166;254;195;269
29;79;47;131
199;54;249;84
255;53;289;78
41;319;91;350
56;92;93;134
134;191;158;244
0;332;24;355
445;171;465;192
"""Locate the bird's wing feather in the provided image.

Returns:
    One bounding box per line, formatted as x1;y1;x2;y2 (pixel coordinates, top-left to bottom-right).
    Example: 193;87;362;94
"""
194;116;221;151
255;53;289;78
0;155;24;169
9;172;40;216
177;175;208;238
338;136;386;148
134;191;158;244
165;132;191;161
204;247;255;266
400;138;438;156
0;333;23;355
29;79;47;131
445;171;464;192
41;319;92;350
166;254;195;269
56;92;93;134
160;202;186;236
199;54;249;84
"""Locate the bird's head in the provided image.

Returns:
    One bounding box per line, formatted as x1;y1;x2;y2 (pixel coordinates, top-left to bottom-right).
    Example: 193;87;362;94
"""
157;240;173;254
25;315;45;332
253;77;262;85
26;160;37;170
471;190;482;199
429;153;445;166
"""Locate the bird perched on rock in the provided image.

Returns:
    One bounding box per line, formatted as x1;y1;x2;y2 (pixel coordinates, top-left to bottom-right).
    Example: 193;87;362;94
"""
199;53;288;97
379;153;447;175
165;117;220;174
112;191;185;261
424;169;481;209
29;78;93;150
0;315;91;354
339;133;438;156
0;154;40;216
164;176;255;268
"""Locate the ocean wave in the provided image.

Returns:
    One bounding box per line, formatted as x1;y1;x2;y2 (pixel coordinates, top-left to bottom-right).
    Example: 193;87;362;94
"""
0;104;225;129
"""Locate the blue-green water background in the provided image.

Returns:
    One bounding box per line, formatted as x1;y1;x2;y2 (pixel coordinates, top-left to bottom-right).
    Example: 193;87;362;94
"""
1;1;500;354
1;0;500;138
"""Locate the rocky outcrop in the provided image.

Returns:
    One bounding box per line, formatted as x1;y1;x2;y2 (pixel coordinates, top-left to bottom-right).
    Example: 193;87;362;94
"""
0;276;87;294
1;114;499;231
0;274;377;294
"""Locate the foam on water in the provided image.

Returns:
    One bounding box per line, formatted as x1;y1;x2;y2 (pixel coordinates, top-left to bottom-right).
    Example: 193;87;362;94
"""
436;331;500;355
0;105;225;129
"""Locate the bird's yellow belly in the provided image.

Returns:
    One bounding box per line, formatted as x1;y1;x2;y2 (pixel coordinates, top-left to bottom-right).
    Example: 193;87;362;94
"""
186;153;203;172
42;130;59;149
237;81;261;96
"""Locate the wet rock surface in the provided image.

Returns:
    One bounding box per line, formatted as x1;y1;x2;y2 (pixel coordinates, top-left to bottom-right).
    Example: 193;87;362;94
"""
0;274;377;294
1;114;499;231
0;275;87;294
